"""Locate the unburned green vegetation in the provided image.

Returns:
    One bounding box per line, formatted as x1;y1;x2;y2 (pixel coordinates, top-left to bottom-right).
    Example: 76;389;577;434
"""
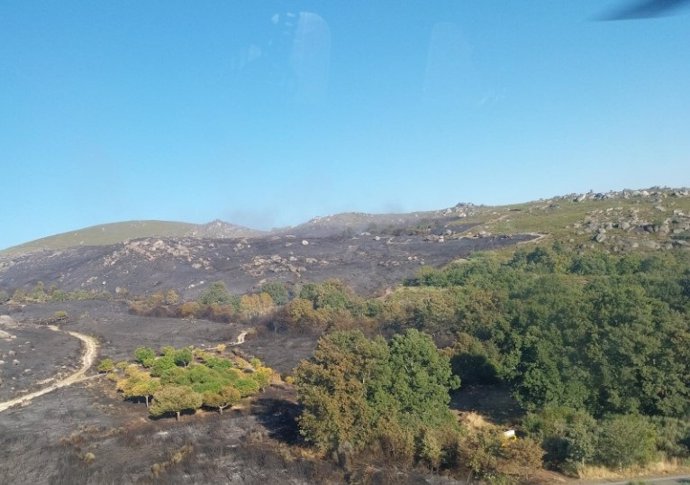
102;346;276;420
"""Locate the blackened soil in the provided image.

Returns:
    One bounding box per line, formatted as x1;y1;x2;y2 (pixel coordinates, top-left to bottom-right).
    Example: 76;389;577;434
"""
0;232;533;299
0;324;81;401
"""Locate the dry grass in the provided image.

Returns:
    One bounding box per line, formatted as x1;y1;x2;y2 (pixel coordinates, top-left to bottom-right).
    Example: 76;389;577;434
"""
458;411;493;430
576;458;690;480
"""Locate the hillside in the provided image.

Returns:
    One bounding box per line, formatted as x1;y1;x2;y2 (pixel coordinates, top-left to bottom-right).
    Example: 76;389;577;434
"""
0;220;264;256
1;187;689;300
1;187;690;484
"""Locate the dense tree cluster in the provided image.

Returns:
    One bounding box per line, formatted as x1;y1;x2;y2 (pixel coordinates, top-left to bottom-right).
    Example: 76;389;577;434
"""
294;329;548;480
287;247;690;475
103;346;274;420
295;330;459;455
401;247;690;419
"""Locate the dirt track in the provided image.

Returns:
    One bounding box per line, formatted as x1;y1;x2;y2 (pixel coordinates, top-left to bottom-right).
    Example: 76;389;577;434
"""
231;330;248;345
0;326;98;412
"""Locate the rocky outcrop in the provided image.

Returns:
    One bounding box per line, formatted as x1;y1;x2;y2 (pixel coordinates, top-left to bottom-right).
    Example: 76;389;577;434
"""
565;189;690;250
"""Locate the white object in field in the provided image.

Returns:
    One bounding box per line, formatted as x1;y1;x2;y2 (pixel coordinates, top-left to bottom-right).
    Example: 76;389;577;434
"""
503;429;516;439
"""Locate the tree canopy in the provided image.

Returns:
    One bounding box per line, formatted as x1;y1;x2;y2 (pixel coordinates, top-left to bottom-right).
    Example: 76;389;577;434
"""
294;329;458;453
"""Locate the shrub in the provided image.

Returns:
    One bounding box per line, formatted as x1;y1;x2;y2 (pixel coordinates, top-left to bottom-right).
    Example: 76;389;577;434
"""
178;301;201;318
523;407;597;472
198;281;234;306
150;356;176;377
648;416;690;459
53;310;69;322
173;348;193;367
134;347;156;367
164;289;180;305
97;358;114;373
262;281;289;305
596;414;658;469
497;438;544;479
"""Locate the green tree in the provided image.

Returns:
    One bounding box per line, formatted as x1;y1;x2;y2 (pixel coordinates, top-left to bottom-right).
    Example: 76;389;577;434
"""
233;377;260;397
295;329;459;455
173;348;193;367
261;281;289;305
294;330;391;453
118;367;161;407
134;347;156;367
199;281;234;306
149;385;203;421
387;329;460;427
129;376;161;408
202;385;241;414
150;355;176;377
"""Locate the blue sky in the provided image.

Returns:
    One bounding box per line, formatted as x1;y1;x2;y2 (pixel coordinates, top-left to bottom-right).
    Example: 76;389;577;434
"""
1;1;689;249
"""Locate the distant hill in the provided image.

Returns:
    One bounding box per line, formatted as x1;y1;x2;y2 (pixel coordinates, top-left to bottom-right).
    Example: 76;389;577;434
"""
0;220;264;256
3;185;689;260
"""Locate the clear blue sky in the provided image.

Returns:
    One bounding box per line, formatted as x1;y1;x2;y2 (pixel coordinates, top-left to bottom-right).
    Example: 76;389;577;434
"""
2;1;689;249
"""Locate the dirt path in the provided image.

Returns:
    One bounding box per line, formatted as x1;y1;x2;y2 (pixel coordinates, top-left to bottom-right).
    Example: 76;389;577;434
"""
517;232;548;245
578;474;690;485
0;327;98;413
231;330;248;346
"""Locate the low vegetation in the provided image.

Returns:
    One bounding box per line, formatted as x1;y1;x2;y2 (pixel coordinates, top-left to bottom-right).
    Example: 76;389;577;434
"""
9;281;112;304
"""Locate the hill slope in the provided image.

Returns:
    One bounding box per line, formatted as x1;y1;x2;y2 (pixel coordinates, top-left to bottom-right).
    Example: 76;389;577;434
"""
1;220;263;256
1;187;689;299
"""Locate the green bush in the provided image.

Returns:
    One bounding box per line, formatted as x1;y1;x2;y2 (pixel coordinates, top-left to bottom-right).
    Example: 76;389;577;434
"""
261;281;289;306
596;414;658;469
97;358;115;373
648;416;690;459
198;281;235;306
134;347;156;367
150;356;176;377
523;407;597;472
